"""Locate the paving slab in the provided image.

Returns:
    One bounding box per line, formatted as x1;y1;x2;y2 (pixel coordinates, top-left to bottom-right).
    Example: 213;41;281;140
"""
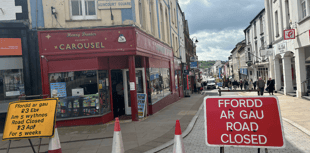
0;94;205;152
239;92;310;132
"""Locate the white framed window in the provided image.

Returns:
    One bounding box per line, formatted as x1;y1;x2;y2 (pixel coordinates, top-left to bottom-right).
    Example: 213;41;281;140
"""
139;0;145;28
247;30;250;44
165;8;170;44
70;0;96;20
285;0;290;29
301;0;307;19
174;8;177;28
149;0;155;35
254;22;257;38
260;17;263;34
171;2;174;24
275;11;279;37
160;4;165;41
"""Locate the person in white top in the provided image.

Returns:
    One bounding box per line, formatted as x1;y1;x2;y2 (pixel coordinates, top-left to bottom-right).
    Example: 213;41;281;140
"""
196;80;202;94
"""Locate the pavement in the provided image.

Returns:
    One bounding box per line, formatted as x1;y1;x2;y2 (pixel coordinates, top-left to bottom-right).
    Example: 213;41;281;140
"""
0;94;205;153
159;90;310;153
238;91;310;133
1;88;310;153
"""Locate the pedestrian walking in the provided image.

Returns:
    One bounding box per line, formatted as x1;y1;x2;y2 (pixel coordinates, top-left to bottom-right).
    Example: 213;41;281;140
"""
233;80;238;90
193;82;196;94
253;80;257;90
228;80;232;90
249;79;253;90
240;79;243;90
196;80;202;94
256;77;265;96
244;79;249;90
267;78;275;95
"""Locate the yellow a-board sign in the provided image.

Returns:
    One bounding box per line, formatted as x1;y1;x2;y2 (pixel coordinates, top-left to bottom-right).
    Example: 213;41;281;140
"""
2;99;57;141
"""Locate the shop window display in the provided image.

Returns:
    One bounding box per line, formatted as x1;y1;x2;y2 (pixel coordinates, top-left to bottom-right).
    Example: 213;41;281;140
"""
49;70;110;119
175;71;178;90
0;69;25;103
149;68;171;104
178;71;182;87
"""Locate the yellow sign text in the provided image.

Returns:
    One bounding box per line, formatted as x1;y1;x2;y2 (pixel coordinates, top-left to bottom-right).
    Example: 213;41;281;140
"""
2;99;57;141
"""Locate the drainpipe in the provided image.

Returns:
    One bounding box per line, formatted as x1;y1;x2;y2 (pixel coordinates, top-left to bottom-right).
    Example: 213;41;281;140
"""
36;0;38;29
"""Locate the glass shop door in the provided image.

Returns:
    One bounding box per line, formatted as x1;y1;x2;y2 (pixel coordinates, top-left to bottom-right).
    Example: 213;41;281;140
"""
123;68;146;115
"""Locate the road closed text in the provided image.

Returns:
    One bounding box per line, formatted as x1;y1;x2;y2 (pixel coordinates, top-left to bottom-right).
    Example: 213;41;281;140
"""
221;134;267;144
218;99;266;144
204;97;284;147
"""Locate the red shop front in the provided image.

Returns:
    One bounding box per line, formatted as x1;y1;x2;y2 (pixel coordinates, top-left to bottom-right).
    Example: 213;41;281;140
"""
38;26;181;127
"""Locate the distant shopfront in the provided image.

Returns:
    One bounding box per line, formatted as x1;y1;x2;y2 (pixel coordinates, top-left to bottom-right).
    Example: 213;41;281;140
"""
0;22;41;113
38;27;180;126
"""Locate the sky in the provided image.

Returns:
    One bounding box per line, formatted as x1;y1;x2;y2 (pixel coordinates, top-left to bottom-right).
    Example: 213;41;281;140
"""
178;0;265;61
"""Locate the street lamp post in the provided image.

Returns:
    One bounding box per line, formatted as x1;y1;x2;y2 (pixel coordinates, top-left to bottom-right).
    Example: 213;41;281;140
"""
191;36;199;83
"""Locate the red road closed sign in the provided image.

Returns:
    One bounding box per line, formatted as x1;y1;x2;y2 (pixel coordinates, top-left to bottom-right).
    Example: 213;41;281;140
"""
204;96;285;148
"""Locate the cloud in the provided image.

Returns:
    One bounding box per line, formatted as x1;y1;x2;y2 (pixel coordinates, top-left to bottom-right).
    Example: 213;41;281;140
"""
193;29;245;61
178;0;191;8
179;0;264;61
181;0;265;34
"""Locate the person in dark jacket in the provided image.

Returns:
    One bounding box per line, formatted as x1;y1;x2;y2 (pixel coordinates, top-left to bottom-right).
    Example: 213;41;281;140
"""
256;77;265;96
267;78;275;95
244;79;249;90
253;80;257;90
240;79;243;90
233;80;238;90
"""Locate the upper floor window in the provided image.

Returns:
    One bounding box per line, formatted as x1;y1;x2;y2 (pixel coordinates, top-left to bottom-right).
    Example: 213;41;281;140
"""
174;8;177;28
139;0;145;29
275;11;279;37
285;0;290;29
260;17;263;34
71;0;96;20
171;2;174;24
254;22;257;38
247;30;250;44
150;0;155;35
301;0;307;19
160;4;165;41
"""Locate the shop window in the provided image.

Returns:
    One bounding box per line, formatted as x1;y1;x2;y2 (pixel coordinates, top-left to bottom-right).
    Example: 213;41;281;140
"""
149;68;171;104
70;0;97;20
175;71;178;90
0;69;25;103
49;70;110;119
301;0;307;19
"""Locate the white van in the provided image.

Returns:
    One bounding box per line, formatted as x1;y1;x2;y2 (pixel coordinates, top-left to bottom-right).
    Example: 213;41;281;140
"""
207;78;216;89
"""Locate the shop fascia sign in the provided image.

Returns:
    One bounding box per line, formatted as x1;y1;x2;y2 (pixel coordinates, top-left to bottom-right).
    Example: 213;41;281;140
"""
98;0;131;9
0;38;22;56
276;42;287;55
190;56;198;62
261;48;273;57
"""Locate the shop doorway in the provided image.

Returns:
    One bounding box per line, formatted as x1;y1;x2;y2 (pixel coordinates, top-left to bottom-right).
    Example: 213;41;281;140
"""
122;68;146;115
111;70;125;118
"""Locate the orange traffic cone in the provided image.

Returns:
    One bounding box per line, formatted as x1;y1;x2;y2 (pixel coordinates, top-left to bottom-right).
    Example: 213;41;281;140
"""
112;118;124;153
173;120;185;153
48;125;62;153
